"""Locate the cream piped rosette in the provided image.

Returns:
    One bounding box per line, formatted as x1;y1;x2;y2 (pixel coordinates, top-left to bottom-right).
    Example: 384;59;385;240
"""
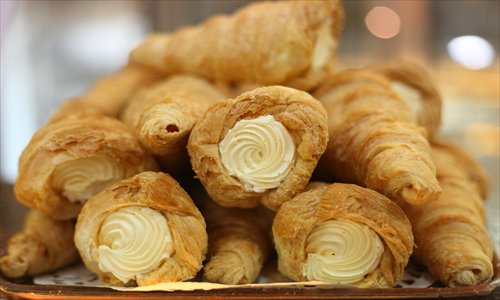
188;86;329;210
273;183;414;287
14;109;157;220
74;172;208;286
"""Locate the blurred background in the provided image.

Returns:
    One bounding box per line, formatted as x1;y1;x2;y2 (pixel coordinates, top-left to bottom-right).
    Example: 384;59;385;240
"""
1;0;499;250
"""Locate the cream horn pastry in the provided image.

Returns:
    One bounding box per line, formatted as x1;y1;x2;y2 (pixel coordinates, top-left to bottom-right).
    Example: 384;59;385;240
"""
371;61;442;139
314;70;440;206
188;86;329;210
402;142;494;287
273;183;413;287
14;109;157;220
198;195;272;284
74;171;208;286
0;210;79;278
130;0;344;91
79;64;163;117
121;75;225;172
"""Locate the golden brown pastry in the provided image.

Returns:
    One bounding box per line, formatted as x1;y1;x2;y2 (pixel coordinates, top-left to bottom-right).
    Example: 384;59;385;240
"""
371;61;442;138
431;140;489;199
121;75;225;172
314;70;440;206
74;171;208;286
198;195;272;285
14;110;157;220
130;0;344;91
273;183;413;287
79;64;163;117
403;142;494;287
0;210;79;278
188;86;329;210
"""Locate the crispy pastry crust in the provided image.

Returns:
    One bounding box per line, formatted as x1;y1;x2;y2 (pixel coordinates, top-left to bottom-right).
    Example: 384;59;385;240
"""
370;61;442;138
130;0;344;91
188;86;329;210
74;172;208;286
0;210;79;278
273;183;413;287
121;75;225;172
403;142;493;287
314;70;440;206
14;111;157;220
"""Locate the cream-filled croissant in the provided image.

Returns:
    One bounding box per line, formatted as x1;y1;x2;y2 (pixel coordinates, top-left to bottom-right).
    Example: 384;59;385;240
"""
0;210;79;278
314;70;440;206
403;142;494;287
188;86;329;210
14;110;157;220
79;64;163;117
130;0;344;91
74;171;207;286
273;183;413;287
370;61;442;138
121;75;225;172
197;195;272;285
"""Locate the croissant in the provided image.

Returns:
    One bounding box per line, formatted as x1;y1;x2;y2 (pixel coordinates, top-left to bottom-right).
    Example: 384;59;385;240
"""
314;70;440;206
130;0;344;91
14;109;157;220
370;61;442;138
79;64;163;117
0;210;79;278
74;171;208;286
121;75;225;172
188;86;329;210
273;183;413;287
402;142;494;287
197;195;272;285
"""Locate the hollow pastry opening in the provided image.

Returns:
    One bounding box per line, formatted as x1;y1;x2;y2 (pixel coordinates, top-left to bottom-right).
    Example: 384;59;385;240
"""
390;81;423;119
96;206;174;284
51;155;125;203
302;218;384;284
218;115;295;193
312;22;336;71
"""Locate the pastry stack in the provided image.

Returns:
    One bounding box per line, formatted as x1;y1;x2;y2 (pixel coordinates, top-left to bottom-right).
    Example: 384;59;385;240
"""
0;0;494;289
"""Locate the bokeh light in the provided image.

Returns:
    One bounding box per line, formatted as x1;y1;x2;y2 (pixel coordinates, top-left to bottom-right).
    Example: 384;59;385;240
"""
447;35;495;70
365;6;401;39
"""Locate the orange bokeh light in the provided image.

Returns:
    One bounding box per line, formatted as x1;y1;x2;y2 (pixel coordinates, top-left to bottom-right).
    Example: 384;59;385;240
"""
365;6;401;39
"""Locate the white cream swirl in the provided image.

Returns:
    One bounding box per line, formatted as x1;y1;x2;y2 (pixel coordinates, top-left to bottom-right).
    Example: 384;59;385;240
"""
52;155;125;203
303;219;384;284
97;206;174;283
218;115;295;193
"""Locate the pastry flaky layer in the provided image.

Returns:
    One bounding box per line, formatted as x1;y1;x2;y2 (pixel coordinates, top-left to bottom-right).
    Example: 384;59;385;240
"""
0;210;79;278
79;64;163;117
188;86;329;210
196;193;273;285
273;183;414;288
370;61;443;139
403;142;494;287
130;0;344;91
74;172;208;286
14;109;157;220
314;69;441;206
121;75;225;172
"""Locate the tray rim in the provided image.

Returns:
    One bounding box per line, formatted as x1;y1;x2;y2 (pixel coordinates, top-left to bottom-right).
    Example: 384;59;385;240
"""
1;259;499;300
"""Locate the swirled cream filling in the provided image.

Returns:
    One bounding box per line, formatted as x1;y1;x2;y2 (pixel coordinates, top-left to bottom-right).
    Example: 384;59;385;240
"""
97;206;174;283
390;81;423;118
303;219;384;284
52;155;125;203
218;115;295;193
